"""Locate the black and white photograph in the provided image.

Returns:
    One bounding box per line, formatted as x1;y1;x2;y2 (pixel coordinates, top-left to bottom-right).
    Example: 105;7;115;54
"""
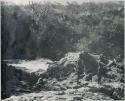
1;0;124;100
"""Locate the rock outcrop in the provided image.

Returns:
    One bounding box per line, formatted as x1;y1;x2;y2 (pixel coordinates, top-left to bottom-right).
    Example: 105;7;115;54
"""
47;52;100;80
1;62;39;99
2;52;124;100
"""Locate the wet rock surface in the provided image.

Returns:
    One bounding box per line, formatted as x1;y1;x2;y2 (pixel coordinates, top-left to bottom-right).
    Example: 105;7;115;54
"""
3;81;122;101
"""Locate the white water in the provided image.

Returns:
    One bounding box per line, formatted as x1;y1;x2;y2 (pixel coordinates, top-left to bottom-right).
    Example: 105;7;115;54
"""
7;58;53;73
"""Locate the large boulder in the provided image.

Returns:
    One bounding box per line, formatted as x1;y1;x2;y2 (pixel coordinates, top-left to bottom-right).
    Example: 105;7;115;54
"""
79;52;100;74
47;52;80;79
47;52;100;80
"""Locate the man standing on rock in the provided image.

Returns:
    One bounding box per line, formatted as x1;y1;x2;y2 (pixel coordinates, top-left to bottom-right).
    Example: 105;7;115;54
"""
98;54;108;84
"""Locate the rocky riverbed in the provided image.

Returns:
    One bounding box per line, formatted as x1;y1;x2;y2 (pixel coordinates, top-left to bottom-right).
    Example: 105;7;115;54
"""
2;52;124;101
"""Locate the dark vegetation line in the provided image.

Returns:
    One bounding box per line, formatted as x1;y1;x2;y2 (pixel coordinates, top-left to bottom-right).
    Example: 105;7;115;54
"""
1;1;124;60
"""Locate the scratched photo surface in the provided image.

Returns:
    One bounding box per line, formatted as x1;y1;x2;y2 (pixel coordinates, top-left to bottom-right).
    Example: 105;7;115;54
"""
1;0;124;100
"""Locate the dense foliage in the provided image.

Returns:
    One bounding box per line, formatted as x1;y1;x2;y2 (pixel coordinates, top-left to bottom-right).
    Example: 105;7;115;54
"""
1;1;124;60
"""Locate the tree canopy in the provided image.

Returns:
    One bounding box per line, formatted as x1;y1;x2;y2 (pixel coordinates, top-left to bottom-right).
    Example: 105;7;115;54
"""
1;1;124;60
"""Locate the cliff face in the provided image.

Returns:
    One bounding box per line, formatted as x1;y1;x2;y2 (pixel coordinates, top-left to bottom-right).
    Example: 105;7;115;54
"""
1;62;38;99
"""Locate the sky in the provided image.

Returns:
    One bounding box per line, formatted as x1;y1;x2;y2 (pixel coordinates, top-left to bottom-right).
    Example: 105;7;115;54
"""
2;0;124;5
